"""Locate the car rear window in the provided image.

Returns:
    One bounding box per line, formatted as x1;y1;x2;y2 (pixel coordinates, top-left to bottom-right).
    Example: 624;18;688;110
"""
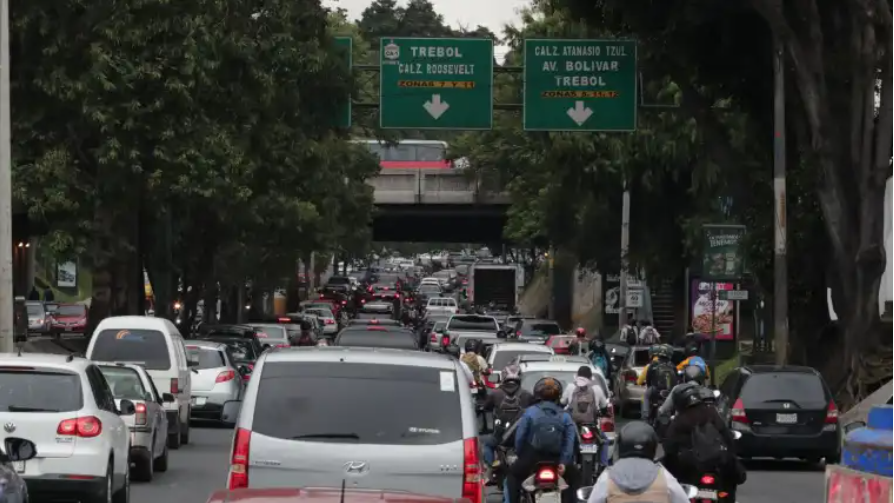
306;309;333;318
520;370;609;397
252;326;287;340
185;346;226;369
0;369;82;412
522;323;561;336
336;330;418;350
56;305;86;316
327;277;351;285
493;350;549;370
740;373;829;408
448;316;498;331
209;338;257;362
418;285;441;294
99;366;150;401
90;329;172;370
253;362;461;445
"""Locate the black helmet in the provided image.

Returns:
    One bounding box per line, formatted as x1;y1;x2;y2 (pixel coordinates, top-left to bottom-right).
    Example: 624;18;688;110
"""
686;344;700;357
590;338;605;350
682;365;706;384
616;421;658;460
533;377;563;403
672;382;704;412
464;339;479;353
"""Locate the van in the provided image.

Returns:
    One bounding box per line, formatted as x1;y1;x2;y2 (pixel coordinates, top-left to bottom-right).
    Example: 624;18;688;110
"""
86;315;194;449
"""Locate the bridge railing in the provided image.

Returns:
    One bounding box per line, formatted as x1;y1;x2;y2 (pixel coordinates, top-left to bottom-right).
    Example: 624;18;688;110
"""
370;169;510;204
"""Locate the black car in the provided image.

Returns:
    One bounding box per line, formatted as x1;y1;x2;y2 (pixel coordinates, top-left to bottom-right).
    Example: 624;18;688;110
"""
715;365;841;463
510;318;562;343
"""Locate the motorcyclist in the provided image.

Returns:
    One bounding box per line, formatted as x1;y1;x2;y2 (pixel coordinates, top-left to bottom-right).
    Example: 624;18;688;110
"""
662;383;744;502
676;343;710;379
568;327;588;356
507;378;578;503
460;339;488;388
586;421;691;503
482;365;535;478
637;344;678;423
657;366;708;420
560;366;610;467
587;338;612;381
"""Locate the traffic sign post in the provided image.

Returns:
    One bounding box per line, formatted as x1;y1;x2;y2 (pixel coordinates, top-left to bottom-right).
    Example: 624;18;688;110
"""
626;289;644;308
522;39;637;132
379;37;494;130
334;36;352;128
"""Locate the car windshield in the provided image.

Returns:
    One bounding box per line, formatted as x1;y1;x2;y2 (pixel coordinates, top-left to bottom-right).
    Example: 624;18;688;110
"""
447;316;498;331
208;338;257;362
327;277;351;285
0;369;82;412
90;329;172;370
740;373;828;408
522;323;562;336
493;350;550;370
185;346;226;369
520;370;609;397
55;305;86;317
306;309;333;318
99;366;151;401
252;363;461;445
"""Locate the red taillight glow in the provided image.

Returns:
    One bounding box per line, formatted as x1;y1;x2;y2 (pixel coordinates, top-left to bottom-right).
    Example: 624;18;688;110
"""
731;398;748;423
57;416;102;437
135;403;148;426
462;438;483;503
341;301;347;305
228;428;251;489
441;335;451;347
515;331;522;338
624;371;637;383
257;332;268;338
216;370;236;383
535;467;557;483
825;401;839;424
325;319;335;325
170;378;179;394
701;474;715;485
278;317;290;322
430;333;439;343
581;428;595;442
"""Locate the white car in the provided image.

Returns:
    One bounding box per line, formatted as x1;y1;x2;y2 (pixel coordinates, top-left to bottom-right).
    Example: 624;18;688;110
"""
486;342;555;379
0;353;134;502
419;277;441;286
425;297;458;316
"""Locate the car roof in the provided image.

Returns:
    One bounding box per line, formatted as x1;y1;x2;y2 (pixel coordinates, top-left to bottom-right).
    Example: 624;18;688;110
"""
95;315;169;330
742;365;820;375
263;346;456;370
520;360;594;372
184;340;227;351
95;361;147;374
492;343;554;352
520;318;558;324
0;353;91;371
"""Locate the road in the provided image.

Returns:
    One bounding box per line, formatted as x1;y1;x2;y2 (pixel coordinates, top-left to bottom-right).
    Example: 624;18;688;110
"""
21;336;825;503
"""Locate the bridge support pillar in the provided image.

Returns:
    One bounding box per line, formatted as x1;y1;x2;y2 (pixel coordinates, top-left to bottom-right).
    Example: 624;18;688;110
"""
550;247;576;330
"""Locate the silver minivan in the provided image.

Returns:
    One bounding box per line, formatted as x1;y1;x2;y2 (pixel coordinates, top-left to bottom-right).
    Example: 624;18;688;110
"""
227;347;483;502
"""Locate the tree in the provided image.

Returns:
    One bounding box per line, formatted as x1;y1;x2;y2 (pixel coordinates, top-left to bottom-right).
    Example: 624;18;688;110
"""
553;0;892;403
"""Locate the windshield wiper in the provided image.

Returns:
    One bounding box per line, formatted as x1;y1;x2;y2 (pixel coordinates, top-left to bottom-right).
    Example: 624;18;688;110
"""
291;433;361;441
7;405;60;412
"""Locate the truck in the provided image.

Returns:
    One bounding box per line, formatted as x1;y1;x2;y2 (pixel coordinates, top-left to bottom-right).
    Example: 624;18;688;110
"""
467;263;524;310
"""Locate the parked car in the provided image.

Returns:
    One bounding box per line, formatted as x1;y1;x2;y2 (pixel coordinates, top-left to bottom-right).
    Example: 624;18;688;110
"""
25;301;49;336
98;362;171;481
48;303;88;337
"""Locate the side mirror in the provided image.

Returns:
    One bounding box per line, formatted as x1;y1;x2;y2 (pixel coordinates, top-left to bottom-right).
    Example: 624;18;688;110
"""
162;392;176;403
118;399;136;416
4;437;37;462
576;487;594;502
238;365;253;376
844;421;867;433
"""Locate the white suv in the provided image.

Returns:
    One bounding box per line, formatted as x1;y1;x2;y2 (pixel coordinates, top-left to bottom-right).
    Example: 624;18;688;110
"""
0;353;134;502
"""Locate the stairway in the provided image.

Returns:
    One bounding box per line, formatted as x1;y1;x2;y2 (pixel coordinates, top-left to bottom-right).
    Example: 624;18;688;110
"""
651;280;677;339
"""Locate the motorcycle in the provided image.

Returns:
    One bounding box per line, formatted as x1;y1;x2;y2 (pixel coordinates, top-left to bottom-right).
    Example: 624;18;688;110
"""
689;430;742;502
521;463;568;503
487;418;519;489
577;423;604;485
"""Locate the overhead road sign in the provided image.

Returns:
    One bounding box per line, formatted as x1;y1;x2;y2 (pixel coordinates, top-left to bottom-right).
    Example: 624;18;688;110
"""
522;39;637;132
379;37;494;130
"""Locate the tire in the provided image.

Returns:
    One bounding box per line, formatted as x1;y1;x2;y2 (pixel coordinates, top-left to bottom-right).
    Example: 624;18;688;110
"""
131;447;153;482
167;420;182;450
580;457;595;486
112;457;130;503
180;418;190;445
88;462;113;503
153;443;169;473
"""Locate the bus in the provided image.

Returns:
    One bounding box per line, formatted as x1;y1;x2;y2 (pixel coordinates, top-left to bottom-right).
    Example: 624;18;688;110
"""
354;139;452;169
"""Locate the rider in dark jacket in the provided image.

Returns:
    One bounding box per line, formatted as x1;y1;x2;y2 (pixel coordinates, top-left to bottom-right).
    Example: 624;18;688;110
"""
482;365;535;476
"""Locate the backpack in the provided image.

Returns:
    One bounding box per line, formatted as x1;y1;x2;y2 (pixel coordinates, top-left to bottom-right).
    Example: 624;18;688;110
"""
622;326;638;346
687;356;707;372
495;391;523;425
689;421;728;470
461;353;482;383
528;403;565;455
652;362;677;391
639;327;659;345
569;385;597;424
591;353;610;377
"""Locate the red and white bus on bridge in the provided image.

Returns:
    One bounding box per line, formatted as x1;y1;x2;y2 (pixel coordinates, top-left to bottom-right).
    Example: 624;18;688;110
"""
354;139;455;169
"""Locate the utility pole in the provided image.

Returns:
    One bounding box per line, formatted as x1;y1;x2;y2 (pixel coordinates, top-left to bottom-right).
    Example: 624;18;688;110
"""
308;252;316;293
618;178;631;329
0;0;13;353
772;33;789;365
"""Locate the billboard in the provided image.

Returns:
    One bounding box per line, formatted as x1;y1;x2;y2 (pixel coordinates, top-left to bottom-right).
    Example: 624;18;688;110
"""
690;279;737;341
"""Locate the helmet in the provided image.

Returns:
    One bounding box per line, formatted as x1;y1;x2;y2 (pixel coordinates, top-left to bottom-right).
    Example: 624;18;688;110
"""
533;377;563;402
575;327;586;338
655;344;673;360
672;382;705;412
502;364;522;383
464;339;480;354
616;421;658;460
682;364;706;384
686;344;700;357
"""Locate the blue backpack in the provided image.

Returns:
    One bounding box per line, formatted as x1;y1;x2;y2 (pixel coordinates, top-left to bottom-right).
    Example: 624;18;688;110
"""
528;403;565;455
591;353;610;377
687;356;707;372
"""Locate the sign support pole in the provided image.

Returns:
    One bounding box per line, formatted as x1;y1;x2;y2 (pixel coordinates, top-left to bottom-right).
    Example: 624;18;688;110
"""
709;281;718;386
772;33;788;365
619;178;631;329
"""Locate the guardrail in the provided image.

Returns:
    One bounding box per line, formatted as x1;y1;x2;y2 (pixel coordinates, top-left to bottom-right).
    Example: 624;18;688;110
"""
370;169;510;205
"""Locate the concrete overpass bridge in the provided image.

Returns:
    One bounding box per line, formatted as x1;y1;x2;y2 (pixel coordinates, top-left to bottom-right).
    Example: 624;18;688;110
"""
369;169;511;242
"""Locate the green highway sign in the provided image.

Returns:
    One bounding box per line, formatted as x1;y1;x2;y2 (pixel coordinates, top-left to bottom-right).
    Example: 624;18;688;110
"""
523;39;637;132
379;37;493;130
334;36;352;128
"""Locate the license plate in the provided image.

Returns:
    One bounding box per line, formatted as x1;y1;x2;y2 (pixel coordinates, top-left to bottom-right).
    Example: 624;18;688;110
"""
192;397;206;406
696;489;717;500
580;444;599;453
776;413;797;424
12;461;24;473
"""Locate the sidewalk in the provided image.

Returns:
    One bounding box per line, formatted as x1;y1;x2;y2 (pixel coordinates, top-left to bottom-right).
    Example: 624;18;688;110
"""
20;335;88;356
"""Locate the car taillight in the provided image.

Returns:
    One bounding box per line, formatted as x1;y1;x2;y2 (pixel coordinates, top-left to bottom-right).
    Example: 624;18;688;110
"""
276;344;289;348
135;403;148;425
430;333;439;343
535;467;557;483
624;371;637;383
731;398;748;423
217;370;236;383
228;428;251;490
57;416;102;437
341;300;347;305
515;331;521;337
170;378;179;394
441;335;450;347
701;474;715;485
825;401;839;424
462;438;483;503
325;319;334;325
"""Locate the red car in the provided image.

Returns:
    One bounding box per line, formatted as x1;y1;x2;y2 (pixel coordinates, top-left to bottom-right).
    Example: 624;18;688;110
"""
206;488;472;503
49;303;88;336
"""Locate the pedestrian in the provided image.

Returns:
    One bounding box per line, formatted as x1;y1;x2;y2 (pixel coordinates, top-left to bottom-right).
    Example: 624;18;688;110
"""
28;286;40;301
43;287;55;302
